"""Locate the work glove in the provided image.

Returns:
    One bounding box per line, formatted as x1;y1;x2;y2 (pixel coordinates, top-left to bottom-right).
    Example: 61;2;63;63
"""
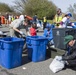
55;56;62;61
19;31;26;37
48;40;54;46
71;23;75;26
19;31;24;35
65;61;69;65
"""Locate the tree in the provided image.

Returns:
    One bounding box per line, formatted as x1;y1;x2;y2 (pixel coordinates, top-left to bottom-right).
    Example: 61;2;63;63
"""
14;0;57;19
0;3;14;13
13;0;26;13
68;4;76;20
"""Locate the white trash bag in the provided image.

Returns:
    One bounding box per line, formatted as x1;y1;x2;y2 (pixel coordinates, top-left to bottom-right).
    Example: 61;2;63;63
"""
49;56;65;73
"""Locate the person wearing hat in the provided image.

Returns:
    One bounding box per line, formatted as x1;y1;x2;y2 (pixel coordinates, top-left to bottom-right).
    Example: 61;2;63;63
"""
9;16;28;37
60;13;72;28
43;23;54;46
64;35;74;45
53;8;64;28
58;35;76;68
33;14;38;24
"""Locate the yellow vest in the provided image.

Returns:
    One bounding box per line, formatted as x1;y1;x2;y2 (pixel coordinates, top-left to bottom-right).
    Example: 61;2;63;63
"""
53;14;63;26
11;17;15;21
55;15;62;23
43;17;47;22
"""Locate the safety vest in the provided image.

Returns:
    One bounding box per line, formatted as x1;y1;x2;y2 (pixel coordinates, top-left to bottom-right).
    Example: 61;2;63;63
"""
43;17;47;22
55;15;62;22
54;14;63;26
11;17;15;21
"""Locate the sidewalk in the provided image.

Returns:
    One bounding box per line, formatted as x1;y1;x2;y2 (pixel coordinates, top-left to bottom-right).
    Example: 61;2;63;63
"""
0;26;76;75
0;55;76;75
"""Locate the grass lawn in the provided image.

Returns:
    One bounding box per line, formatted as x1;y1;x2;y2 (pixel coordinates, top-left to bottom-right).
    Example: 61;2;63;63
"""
47;20;76;24
47;20;53;24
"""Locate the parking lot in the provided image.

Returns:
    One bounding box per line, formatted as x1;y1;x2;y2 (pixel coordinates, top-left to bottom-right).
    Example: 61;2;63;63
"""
0;25;76;75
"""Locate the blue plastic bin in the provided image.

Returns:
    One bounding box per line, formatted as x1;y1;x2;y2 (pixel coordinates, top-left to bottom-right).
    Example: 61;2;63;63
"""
0;37;24;69
26;36;48;62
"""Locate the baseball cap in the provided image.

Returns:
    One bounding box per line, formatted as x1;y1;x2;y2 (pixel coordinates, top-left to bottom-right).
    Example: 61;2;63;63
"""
57;8;61;12
64;35;74;45
67;13;72;17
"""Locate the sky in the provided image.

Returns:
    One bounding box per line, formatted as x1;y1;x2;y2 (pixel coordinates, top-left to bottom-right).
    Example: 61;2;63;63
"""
0;0;76;13
51;0;76;13
0;0;15;5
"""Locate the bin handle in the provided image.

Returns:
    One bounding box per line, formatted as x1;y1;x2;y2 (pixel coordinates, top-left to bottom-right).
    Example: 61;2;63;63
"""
0;42;3;49
27;44;32;48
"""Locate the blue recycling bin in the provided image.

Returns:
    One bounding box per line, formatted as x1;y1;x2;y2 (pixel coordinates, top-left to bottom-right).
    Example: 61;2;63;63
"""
0;37;24;69
26;36;48;62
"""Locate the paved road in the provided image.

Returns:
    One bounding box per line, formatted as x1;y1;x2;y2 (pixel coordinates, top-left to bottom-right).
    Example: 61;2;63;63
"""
0;25;76;75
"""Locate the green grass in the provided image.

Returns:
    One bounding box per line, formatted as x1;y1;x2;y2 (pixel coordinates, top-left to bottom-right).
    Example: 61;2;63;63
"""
71;20;76;22
47;20;76;24
40;20;53;24
47;20;53;24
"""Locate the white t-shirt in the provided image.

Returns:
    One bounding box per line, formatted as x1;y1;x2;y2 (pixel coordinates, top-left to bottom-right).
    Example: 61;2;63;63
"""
62;17;67;28
9;15;12;22
9;19;24;28
61;17;70;28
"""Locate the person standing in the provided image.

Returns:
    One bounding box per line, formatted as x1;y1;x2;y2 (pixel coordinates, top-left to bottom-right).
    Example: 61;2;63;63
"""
60;13;72;28
5;13;9;26
8;14;12;24
53;8;64;28
43;23;54;47
43;16;47;30
33;14;38;23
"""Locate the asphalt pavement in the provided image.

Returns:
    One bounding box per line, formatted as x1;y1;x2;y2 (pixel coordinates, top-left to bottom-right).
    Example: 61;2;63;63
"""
0;25;76;75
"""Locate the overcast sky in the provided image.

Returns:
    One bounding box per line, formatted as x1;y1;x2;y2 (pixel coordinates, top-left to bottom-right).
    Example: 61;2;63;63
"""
0;0;15;6
51;0;76;13
0;0;76;13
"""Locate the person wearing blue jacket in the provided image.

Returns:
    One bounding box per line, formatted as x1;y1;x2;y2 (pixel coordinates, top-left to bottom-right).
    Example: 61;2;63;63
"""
43;23;54;47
